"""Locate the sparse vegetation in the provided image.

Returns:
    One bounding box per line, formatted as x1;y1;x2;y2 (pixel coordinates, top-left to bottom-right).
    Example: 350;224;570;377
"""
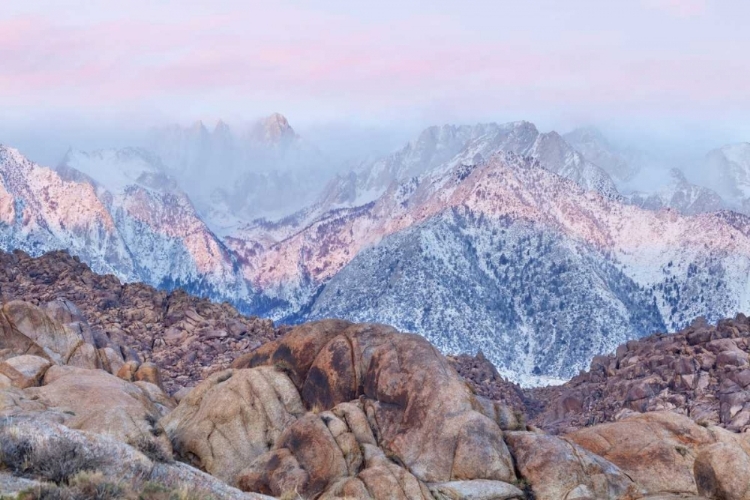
14;477;218;500
0;426;97;485
126;435;173;463
279;487;303;500
137;481;217;500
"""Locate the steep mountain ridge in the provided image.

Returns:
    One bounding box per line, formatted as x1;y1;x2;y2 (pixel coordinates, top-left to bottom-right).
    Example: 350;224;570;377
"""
4;120;750;382
626;168;726;215
235;150;750;380
564;127;641;184
0;145;248;302
706;142;750;204
317;121;618;214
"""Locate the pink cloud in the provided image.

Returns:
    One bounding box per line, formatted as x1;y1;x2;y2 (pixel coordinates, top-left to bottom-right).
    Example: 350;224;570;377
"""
644;0;707;17
0;2;747;125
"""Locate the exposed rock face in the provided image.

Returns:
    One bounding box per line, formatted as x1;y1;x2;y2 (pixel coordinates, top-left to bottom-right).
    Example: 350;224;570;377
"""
0;300;126;380
0;300;83;365
0;249;279;393
8;257;750;499
504;431;640;500
567;412;713;495
0;299;174;449
448;352;527;418
162;367;305;484
694;442;750;500
566;411;750;498
530;314;750;434
0;145;247;304
0;354;51;388
27;366;172;443
166;320;519;498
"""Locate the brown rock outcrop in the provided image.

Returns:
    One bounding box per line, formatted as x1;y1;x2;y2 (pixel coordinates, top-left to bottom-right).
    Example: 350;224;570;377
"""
427;480;525;500
565;411;750;497
161;367;306;485
165;320;520;498
694;441;750;500
504;431;641;500
529;314;750;434
448;351;528;420
12;249;750;499
0;354;51;388
0;300;82;364
0;249;280;393
235;321;517;484
14;365;170;446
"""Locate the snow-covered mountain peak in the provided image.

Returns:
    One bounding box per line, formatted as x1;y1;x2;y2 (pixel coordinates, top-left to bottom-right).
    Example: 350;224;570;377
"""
310;120;618;218
6;126;750;383
625;167;725;215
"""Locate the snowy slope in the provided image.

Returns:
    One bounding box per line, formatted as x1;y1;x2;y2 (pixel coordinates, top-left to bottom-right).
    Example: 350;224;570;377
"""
308;210;665;381
0;145;248;302
5;123;750;383
706;143;750;202
237;152;750;380
564;127;641;184
317;121;619;215
626;169;726;215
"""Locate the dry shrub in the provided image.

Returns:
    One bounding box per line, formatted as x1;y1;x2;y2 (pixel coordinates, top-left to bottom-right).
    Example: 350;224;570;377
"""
127;435;173;463
0;427;97;485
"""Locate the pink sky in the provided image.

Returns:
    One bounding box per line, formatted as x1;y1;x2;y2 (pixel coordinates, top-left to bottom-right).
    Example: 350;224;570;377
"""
1;0;749;150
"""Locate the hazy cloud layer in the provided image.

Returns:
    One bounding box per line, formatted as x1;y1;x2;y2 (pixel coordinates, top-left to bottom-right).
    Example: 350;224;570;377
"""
1;0;748;165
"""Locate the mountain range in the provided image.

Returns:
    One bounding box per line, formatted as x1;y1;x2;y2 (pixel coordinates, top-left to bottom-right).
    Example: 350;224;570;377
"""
2;115;750;383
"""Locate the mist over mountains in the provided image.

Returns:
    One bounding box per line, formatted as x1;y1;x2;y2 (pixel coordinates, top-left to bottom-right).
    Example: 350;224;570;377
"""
2;113;750;384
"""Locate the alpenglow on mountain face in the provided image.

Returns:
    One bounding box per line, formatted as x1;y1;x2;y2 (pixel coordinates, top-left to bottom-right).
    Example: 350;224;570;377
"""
2;119;750;383
0;145;249;301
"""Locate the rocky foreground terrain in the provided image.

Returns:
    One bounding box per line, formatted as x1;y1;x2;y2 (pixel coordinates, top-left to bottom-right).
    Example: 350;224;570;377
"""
528;314;750;435
0;249;281;394
2;250;750;499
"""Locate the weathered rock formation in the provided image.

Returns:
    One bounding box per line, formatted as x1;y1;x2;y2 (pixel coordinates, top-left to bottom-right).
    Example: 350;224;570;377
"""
567;410;750;499
5;250;750;499
0;249;279;393
162;319;750;499
0;298;269;499
531;315;750;435
447;352;528;419
165;321;523;498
